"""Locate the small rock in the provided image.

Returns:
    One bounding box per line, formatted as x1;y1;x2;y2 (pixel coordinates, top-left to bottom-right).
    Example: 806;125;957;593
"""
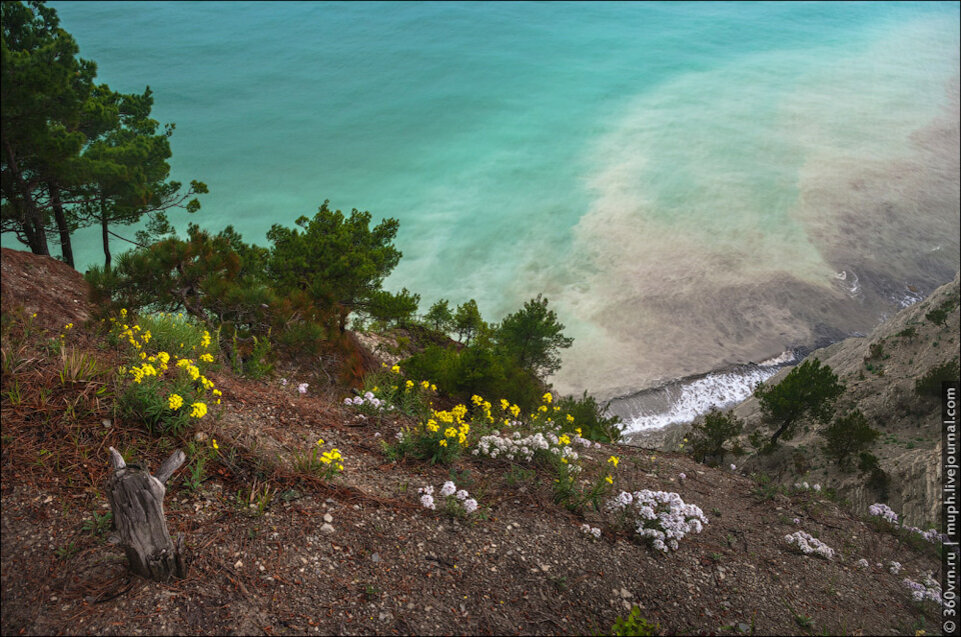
320;523;335;534
619;588;632;598
234;560;243;569
371;553;381;563
323;513;333;524
737;623;750;633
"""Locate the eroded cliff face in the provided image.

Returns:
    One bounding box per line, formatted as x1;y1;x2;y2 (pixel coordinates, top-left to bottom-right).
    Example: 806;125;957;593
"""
733;272;959;526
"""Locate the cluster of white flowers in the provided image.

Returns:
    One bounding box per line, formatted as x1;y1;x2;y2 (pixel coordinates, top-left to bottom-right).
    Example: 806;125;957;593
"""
868;503;948;545
793;481;822;492
784;531;834;560
903;573;942;605
472;430;583;466
344;391;394;411
580;524;602;540
281;378;309;395
419;481;478;515
868;502;899;524
855;558;870;569
606;490;708;553
418;485;436;510
888;561;902;575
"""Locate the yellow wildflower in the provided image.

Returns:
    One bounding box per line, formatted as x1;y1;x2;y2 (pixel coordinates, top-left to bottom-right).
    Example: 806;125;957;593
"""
542;392;552;404
200;353;214;363
605;475;613;485
421;380;430;390
426;419;439;433
608;456;619;468
212;439;219;450
391;364;401;373
438;439;448;447
444;427;457;438
405;380;414;390
167;394;184;410
190;402;208;419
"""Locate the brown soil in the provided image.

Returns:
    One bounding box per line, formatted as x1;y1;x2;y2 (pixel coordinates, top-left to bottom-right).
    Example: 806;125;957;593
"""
0;248;945;636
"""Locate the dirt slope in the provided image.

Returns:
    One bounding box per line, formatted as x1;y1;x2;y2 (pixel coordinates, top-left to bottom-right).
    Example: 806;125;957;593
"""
0;247;947;636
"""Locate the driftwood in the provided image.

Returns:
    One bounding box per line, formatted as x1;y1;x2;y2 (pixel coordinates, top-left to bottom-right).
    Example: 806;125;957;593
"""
106;446;187;581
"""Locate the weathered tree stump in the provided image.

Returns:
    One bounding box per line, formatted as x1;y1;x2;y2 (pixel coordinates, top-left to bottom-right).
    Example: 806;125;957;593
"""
106;446;187;581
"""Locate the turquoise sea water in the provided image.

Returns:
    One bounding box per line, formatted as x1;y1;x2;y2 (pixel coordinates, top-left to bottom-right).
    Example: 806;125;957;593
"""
14;1;960;422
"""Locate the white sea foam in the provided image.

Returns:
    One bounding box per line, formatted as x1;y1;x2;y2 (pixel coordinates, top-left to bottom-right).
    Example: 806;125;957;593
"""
610;351;796;434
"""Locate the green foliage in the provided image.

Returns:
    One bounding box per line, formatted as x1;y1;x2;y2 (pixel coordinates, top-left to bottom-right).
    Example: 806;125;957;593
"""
555;391;622;443
753;359;845;447
133;311;213;358
402;342;543;413
1;1;95;258
266;201;401;331
291;440;344;481
820;409;879;471
424;298;455;333
82;511;113;537
87;224;272;327
365;287;420;328
925;295;958;326
108;311;219;435
859;452;889;500
687;408;744;466
494;294;573;377
453;299;484;344
867;341;886;361
1;1;206;265
914;359;959;398
229;331;274;379
356;366;434;419
610;606;659;636
895;326;917;339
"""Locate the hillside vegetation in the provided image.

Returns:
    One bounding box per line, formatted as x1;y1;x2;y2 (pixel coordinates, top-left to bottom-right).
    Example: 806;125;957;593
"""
1;247;950;636
726;272;960;528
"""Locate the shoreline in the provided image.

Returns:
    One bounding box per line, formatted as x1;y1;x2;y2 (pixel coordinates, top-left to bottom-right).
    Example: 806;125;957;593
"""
606;342;836;449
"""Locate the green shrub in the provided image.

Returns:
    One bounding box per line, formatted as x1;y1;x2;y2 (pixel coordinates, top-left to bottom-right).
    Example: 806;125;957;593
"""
267;201;402;333
228;330;274;379
687;408;743;466
493;294;573;378
820;409;879;471
754;359;845;446
610;605;659;636
134;312;215;360
895;326;917;339
424;298;455;334
555;391;623;443
914;359;960;398
401;343;543;413
865;469;890;500
925;295;958;326
365;288;420;328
